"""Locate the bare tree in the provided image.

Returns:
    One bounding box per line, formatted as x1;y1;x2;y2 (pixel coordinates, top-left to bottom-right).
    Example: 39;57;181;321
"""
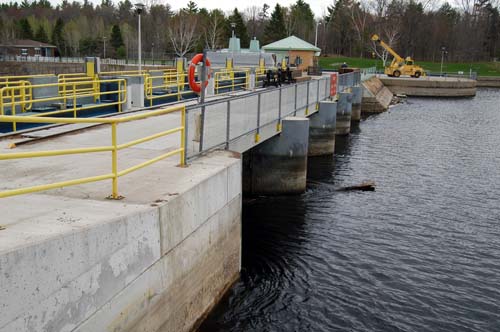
205;9;224;50
245;6;260;38
351;1;369;57
283;7;296;37
168;12;198;57
370;25;399;67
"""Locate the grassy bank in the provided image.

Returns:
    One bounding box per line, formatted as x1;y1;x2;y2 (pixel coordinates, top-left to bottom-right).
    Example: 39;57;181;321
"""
318;56;500;76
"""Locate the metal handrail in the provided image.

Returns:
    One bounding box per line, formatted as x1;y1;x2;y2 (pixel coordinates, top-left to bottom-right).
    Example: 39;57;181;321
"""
145;72;194;106
214;69;250;94
0;79;127;131
0;104;186;199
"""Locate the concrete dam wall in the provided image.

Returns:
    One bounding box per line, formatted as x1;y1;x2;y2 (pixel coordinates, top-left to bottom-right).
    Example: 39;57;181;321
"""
0;151;241;332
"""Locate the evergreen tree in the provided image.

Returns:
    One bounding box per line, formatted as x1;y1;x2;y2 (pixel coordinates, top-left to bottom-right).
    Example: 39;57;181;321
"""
17;18;33;39
35;25;49;43
263;4;286;44
110;24;124;49
79;37;99;55
227;8;249;48
290;0;314;41
184;1;198;14
51;18;66;55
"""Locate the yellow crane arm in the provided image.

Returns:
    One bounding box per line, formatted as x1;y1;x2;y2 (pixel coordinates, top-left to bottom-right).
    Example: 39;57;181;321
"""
371;34;404;63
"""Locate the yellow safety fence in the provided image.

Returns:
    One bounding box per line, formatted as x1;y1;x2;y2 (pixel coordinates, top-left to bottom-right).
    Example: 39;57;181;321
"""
255;68;266;87
0;78;127;132
58;74;98;99
214;69;250;94
145;72;192;106
0;104;186;199
0;74;51;88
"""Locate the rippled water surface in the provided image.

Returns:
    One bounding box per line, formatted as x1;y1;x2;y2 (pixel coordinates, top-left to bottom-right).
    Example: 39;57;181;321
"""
200;89;500;332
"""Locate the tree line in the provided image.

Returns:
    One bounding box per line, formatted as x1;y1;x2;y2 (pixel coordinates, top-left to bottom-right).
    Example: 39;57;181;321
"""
1;0;500;62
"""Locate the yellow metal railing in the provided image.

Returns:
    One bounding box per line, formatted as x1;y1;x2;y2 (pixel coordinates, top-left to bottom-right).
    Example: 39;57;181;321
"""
255;68;266;86
0;79;127;131
0;74;52;89
0;80;33;114
0;104;186;199
214;69;250;94
58;74;97;98
145;72;192;106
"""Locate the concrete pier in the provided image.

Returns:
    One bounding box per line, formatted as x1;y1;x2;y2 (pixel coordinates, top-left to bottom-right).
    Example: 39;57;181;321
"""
351;87;362;122
361;77;393;114
379;76;476;97
308;100;337;156
477;76;500;87
244;117;309;195
336;92;352;136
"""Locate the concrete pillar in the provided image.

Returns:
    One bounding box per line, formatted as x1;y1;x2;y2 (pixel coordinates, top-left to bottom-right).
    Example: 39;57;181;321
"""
351;86;362;122
206;77;215;96
336;92;352;136
244;117;309;195
308;100;337;156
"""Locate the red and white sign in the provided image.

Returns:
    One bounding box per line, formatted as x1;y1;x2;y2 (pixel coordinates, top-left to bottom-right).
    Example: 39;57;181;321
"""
330;73;338;96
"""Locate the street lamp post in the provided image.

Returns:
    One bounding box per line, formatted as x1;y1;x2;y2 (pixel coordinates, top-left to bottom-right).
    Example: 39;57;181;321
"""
135;3;145;72
230;22;236;38
440;46;447;76
315;21;322;47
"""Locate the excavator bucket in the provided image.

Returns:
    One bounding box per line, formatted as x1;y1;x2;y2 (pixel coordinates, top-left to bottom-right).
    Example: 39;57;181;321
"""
371;34;380;42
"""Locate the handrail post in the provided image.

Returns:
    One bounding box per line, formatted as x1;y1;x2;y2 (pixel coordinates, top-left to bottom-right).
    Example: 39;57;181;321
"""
118;80;122;113
183;107;189;165
110;122;120;199
180;106;186;166
20;81;25;112
255;93;261;143
73;83;77;118
305;81;310;115
0;88;4;116
225;100;230;149
294;84;298;116
316;78;320;109
277;87;282;131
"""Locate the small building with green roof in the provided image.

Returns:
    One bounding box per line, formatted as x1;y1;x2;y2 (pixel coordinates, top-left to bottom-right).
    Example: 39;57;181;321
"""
262;35;321;71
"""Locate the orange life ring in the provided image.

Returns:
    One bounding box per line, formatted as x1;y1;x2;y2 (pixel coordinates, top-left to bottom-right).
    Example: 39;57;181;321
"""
188;53;211;94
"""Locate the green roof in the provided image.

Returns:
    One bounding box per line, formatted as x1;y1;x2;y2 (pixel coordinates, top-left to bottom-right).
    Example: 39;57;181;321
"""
262;35;321;52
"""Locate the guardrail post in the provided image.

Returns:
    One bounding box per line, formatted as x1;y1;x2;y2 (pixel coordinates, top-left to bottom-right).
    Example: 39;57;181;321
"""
226;100;230;150
256;93;261;142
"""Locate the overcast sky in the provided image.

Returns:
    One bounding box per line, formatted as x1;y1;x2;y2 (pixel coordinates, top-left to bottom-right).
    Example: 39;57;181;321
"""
0;0;332;17
167;0;330;17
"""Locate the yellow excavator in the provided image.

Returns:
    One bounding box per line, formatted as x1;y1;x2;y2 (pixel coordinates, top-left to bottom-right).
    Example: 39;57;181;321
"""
371;34;425;78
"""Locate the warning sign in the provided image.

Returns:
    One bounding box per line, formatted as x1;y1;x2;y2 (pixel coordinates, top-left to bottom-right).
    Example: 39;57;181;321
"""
330;73;338;96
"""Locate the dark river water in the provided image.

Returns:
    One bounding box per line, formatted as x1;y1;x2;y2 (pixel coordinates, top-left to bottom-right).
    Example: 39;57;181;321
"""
199;89;500;332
